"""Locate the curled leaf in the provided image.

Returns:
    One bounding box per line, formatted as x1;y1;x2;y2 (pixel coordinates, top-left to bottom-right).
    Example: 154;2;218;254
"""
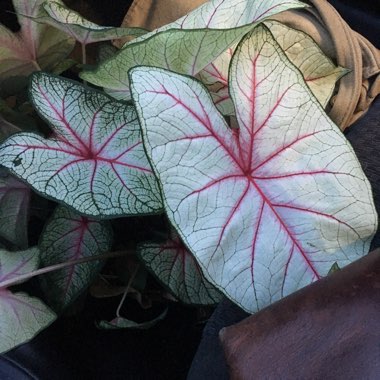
34;1;147;45
97;308;167;330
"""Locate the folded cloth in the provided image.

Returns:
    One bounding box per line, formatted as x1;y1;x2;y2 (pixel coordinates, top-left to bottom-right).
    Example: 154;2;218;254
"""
219;248;380;379
116;0;380;130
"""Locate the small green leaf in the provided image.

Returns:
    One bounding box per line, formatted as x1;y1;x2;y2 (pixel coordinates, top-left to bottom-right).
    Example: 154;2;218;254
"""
138;230;222;305
39;205;112;311
328;262;341;275
97;308;167;330
0;170;30;248
35;1;147;45
0;247;56;354
0;73;162;217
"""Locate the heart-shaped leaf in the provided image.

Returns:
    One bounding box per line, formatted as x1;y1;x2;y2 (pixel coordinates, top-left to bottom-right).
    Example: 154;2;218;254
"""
80;0;306;100
34;1;147;45
0;247;56;353
129;25;377;313
0;170;30;248
39;206;112;311
199;20;348;114
138;230;222;305
0;0;74;86
0;73;162;217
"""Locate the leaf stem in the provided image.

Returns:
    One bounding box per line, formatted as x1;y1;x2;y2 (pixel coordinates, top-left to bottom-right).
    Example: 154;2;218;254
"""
81;43;87;66
0;250;133;289
116;264;140;318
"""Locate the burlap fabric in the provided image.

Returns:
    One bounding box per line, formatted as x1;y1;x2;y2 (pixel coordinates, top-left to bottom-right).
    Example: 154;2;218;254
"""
116;0;380;130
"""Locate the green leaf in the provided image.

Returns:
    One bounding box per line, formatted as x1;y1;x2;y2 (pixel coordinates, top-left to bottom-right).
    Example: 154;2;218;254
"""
138;230;222;305
39;205;112;311
0;73;162;218
97;308;167;330
0;0;75;87
0;247;56;353
34;1;147;45
80;0;306;100
129;25;377;313
0;170;30;248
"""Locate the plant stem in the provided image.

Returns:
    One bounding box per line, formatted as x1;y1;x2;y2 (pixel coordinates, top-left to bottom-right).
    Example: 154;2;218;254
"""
116;264;140;318
0;250;133;289
81;43;87;66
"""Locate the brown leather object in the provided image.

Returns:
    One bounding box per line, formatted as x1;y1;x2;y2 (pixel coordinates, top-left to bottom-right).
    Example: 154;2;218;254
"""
220;249;380;379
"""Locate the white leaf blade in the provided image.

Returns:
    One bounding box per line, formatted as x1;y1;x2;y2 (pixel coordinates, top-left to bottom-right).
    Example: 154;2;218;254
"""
39;206;112;311
129;26;377;313
0;247;56;354
0;73;162;217
80;0;306;100
0;290;55;354
39;1;147;45
139;231;222;305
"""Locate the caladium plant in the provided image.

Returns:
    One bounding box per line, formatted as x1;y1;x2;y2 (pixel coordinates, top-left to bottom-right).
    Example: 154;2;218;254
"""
0;0;377;356
129;25;377;312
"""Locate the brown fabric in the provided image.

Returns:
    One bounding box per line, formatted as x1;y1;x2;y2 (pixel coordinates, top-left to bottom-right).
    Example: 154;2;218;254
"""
219;249;380;379
118;0;380;130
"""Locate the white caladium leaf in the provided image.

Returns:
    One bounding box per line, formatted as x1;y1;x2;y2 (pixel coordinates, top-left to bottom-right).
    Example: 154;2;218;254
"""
139;230;222;305
80;0;306;100
80;24;257;101
0;73;162;217
199;20;348;114
35;1;147;45
0;0;74;83
0;170;30;248
39;206;112;311
0;247;56;354
129;25;377;313
264;20;348;107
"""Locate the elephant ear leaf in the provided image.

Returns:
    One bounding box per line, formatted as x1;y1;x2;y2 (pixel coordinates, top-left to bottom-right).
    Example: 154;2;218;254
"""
0;73;162;218
129;25;377;313
0;247;56;354
138;230;222;305
0;0;74;86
